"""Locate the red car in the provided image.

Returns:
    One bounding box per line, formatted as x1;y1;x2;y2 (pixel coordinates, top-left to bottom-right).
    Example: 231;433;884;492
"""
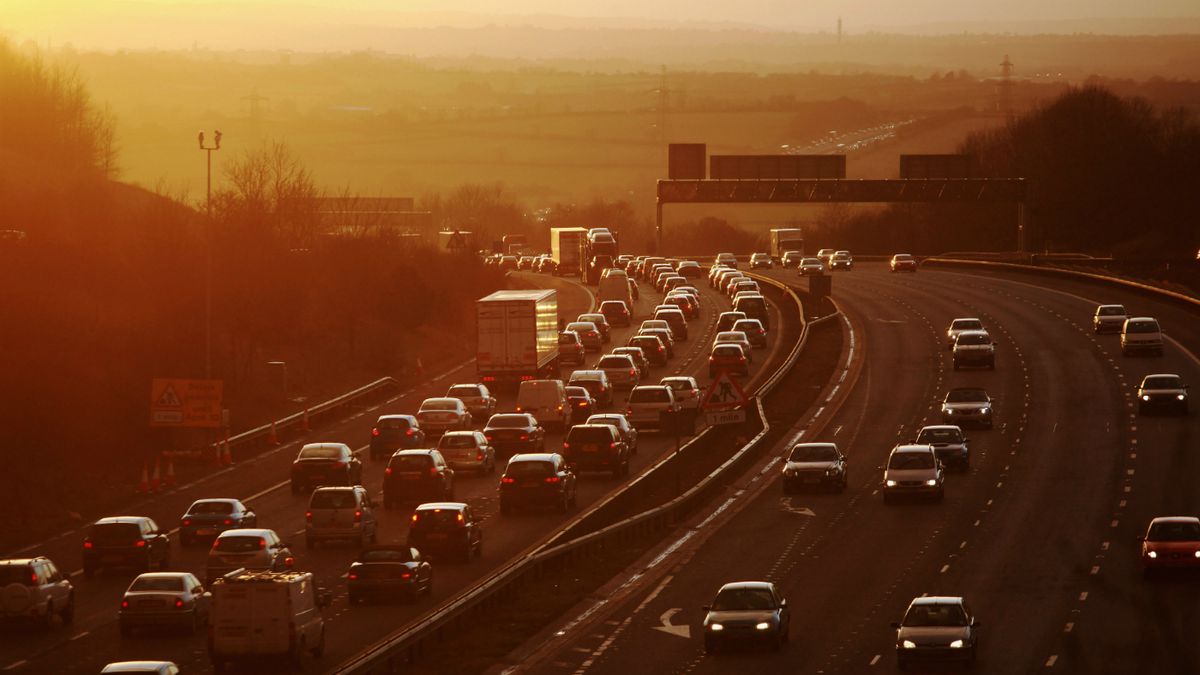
709;344;749;377
1140;516;1200;578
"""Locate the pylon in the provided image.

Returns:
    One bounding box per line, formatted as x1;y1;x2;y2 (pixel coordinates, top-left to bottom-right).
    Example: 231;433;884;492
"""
149;459;161;492
164;458;177;487
137;463;150;494
301;408;311;433
222;437;234;466
268;420;280;445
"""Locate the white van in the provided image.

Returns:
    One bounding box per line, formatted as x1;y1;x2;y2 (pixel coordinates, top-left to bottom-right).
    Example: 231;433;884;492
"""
516;379;571;431
598;274;635;318
208;570;329;671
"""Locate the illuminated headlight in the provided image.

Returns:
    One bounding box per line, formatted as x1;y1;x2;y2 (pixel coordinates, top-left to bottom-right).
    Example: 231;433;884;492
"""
1179;394;1188;401
949;640;964;649
902;640;917;649
886;480;898;487
825;468;835;476
755;622;771;631
979;407;990;414
942;406;952;413
1142;395;1151;401
1147;551;1158;559
709;623;724;631
925;479;938;487
1195;550;1200;558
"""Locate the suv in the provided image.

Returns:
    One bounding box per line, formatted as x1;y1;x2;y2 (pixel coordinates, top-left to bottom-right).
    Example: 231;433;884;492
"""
483;413;546;456
558;330;586;366
585;413;639;454
1092;304;1128;334
749;253;773;269
881;445;945;504
563;424;631;477
733;294;770;329
445;383;497;422
628;334;668;366
952;330;996;370
1121;317;1164;356
83;516;171;576
205;529;294;583
347;545;432;604
613;346;649;377
383;449;454;508
408;502;483;563
830;251;853;270
291;443;363;494
941;388;994;429
0;557;74;626
437;430;496;474
915;425;970;470
714;252;738;269
499;453;578;515
626;385;679;430
1137;374;1188;415
305;486;377;548
369;415;425;460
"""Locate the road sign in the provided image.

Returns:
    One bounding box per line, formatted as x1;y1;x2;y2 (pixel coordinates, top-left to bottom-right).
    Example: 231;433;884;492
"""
150;378;223;428
701;371;749;410
705;408;747;426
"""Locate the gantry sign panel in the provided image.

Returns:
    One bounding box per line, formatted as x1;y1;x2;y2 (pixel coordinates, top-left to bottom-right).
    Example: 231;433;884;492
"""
656;178;1026;204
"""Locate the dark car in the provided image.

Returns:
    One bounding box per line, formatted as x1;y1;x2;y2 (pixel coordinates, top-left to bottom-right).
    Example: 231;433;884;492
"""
716;311;747;333
179;499;257;546
383;449;454;508
558;331;586;367
290;443;363;494
348;545;432;604
562;424;630;477
628;335;668;366
369;415;426;460
568;369;615;406
407;502;483;563
781;443;847;493
565;386;597;418
915;425;970;470
733;294;770;330
83;517;171;576
702;581;790;653
483;413;546;456
1137;374;1189;415
599;300;632;327
677;261;704;277
585;413;639;454
499;453;577;515
893;596;980;668
941;388;994;429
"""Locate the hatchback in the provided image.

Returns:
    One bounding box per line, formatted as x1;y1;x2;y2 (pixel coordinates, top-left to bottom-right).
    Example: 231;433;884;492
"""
83;517;171;576
204;529;293;583
347;545;432;604
483;413;546;456
119;572;209;636
369;415;426;460
702;581;789;653
290;443;362;494
407;502;483;563
499;454;578;514
305;486;377;548
383;449;454;507
437;430;496;474
179;499;257;546
893;596;979;668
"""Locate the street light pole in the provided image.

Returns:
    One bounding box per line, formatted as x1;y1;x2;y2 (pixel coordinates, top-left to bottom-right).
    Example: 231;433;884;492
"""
198;130;222;379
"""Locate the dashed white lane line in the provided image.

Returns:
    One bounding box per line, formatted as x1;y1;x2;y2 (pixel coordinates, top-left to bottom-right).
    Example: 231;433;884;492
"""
870;654;881;666
1046;654;1059;667
1064;622;1074;633
3;660;27;671
69;631;89;641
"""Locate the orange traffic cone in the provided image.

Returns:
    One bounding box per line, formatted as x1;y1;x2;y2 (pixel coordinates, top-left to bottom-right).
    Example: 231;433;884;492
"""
267;420;280;445
149;459;161;492
222;438;234;466
301;408;311;433
164;458;177;488
137;463;150;494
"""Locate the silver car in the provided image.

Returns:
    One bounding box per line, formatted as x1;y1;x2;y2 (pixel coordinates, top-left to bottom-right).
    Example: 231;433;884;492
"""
941;388;994;429
952;330;995;370
625;385;679;430
714;331;754;363
881;444;945;503
1092;304;1128;334
416;397;473;436
893;596;980;668
798;257;824;276
945;317;985;350
445;383;496;421
596;354;641;390
1121;316;1164;356
119;572;210;636
915;424;970;470
437;430;497;474
305;486;377;548
566;321;603;352
205;529;294;583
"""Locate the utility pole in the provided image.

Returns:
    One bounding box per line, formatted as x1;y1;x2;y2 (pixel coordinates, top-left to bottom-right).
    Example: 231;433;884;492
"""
999;55;1015;119
198;130;222;379
242;88;268;139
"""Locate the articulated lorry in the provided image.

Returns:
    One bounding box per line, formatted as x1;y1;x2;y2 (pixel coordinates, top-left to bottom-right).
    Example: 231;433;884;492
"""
476;289;560;385
550;227;587;276
770;228;805;259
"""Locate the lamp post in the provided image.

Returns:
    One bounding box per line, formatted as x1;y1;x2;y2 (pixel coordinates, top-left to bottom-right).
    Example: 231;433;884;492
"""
198;130;222;379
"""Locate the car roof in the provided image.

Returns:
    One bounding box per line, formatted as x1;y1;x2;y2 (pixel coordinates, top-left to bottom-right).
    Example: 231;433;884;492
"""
93;516;151;525
951;317;982;323
909;596;964;606
717;580;775;592
301;442;351;450
190;498;241;506
571;369;605;378
632;385;670;392
1098;304;1125;309
717;331;748;338
508;453;560;463
599;300;627;307
660;376;697;385
216;528;275;538
131;572;194;580
377;414;418;421
587;413;628;422
100;663;178;674
0;558;40;566
414;502;467;512
956;330;990;338
569;424;614;432
421;397;461;405
892;444;934;454
1141;373;1181;381
394;448;438;456
440;430;479;437
947;387;988;395
1127;316;1158;322
919;425;963;432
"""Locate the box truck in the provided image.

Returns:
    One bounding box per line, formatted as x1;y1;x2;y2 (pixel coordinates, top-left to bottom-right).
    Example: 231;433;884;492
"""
770;228;804;259
550;227;587;276
477;289;560;385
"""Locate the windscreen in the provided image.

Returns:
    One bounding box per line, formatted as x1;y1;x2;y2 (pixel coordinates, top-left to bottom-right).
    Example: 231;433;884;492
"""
1126;320;1159;333
559;334;579;345
951;320;983;331
629;388;670;403
917;428;962;444
1098;306;1125;316
506;461;554;478
903;604;967;627
412;510;462;529
789;445;838;462
421;400;458;411
189;501;234;515
89;523;141;543
1142;376;1180;389
310;490;356;509
889;452;935;470
946;389;987;403
598;357;632;369
447;386;480;398
711;587;775;611
378;417;412;430
956;333;991;346
1147;521;1200;541
215;536;264;552
299;446;342;459
129;576;185;592
713;345;743;357
389;455;432;471
360;548;413;563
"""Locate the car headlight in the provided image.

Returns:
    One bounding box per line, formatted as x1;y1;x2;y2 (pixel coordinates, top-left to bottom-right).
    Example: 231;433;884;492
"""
925;479;938;487
886;480;898;487
902;640;917;649
1179;394;1187;401
979;407;990;414
1142;395;1151;401
755;622;771;631
709;623;724;631
1147;550;1157;559
1195;550;1200;558
949;640;964;649
942;406;952;413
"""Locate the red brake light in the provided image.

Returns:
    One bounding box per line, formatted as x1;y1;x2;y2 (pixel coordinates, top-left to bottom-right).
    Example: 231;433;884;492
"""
371;428;380;437
348;572;359;581
411;513;419;523
630;369;636;376
405;429;414;437
476;451;484;460
545;476;561;484
284;556;295;567
181;519;191;527
610;442;617;449
135;540;146;548
562;442;570;449
401;572;412;579
223;519;233;525
83;540;93;549
482;376;496;382
259;538;268;549
175;598;185;609
519;433;529;441
354;510;362;523
305;511;312;523
429;467;438;476
385;467;393;476
120;599;129;609
31;572;39;585
456;512;464;523
501;477;515;484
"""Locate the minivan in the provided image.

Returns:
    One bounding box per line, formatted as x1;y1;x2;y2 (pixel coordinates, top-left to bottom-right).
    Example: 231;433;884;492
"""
516;379;572;430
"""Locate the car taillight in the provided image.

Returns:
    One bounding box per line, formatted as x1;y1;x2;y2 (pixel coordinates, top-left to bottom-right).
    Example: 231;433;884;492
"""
259;538;268;549
354;510;362;523
562;442;570;449
336;460;348;467
501;477;515;484
181;519;191;527
401;572;412;579
519;433;529;440
610;442;617;449
83;540;93;549
476;451;484;460
175;598;185;609
482;376;496;382
284;556;295;567
371;428;380;437
348;572;359;581
411;513;420;523
658;346;664;352
545;476;561;484
739;357;746;362
385;467;393;476
135;540;146;548
223;519;233;525
456;512;464;523
626;408;633;415
515;406;523;412
120;600;129;609
630;369;637;376
557;404;564;411
429;466;440;477
709;356;715;362
405;429;414;437
305;511;312;523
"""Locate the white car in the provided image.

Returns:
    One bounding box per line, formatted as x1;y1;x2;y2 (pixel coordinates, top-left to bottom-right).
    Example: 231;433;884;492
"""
119;572;210;636
445;383;496;421
1121;317;1164;356
437;430;496;474
1092;304;1128;334
660;376;701;410
798;257;824;276
945;318;985;350
596;353;641;390
713;331;754;363
0;557;74;627
416;397;473;435
625;385;679;430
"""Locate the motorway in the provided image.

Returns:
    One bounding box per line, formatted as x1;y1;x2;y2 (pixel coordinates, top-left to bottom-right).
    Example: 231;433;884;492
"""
520;262;1200;674
0;268;792;673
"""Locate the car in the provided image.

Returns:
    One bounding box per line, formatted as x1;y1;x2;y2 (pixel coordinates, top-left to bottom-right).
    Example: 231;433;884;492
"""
558;330;586;366
881;444;945;503
677;260;704;277
714;269;744;291
599;300;632;327
627;278;640;300
628;334;669;366
416;397;474;436
437;430;497;474
585;413;639;454
1138;516;1200;578
952;330;996;370
661;274;688;294
941;388;994;429
915;425;970;470
290;442;363;494
600;267;627;282
499;453;578;515
83;516;171;576
612;346;649;377
204;529;294;583
445;383;497;421
616;254;633;268
306;486;378;548
640;318;674;340
780;250;803;267
1121;317;1164;356
716;311;747;333
709;343;749;377
407;502;483;562
498;255;519;271
798;257;824;276
1137;374;1189;415
347;545;432;604
0;557;74;627
732;318;768;348
946;317;985;349
749;253;773;269
568;369;615;406
781;443;848;493
566;320;604;352
369;414;426;460
653;308;689;341
729;279;759;298
517;255;536;271
815;248;837;265
625;384;679;430
654;270;676;291
640;328;676;358
483;413;546;456
714;252;738;269
383;449;455;508
595;353;641;391
100;662;179;675
708;263;730;284
660;376;701;412
893;596;980;668
662;293;698;319
702;581;790;653
536;256;558;274
714;331;754;362
563;423;631;477
179;498;258;546
119;572;210;636
578;313;612;343
830;251;853;270
565;385;598;418
1092;304;1128;334
890;253;918;272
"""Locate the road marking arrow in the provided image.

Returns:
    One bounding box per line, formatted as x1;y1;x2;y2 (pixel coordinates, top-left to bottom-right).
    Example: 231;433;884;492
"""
652;608;690;638
779;499;816;517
